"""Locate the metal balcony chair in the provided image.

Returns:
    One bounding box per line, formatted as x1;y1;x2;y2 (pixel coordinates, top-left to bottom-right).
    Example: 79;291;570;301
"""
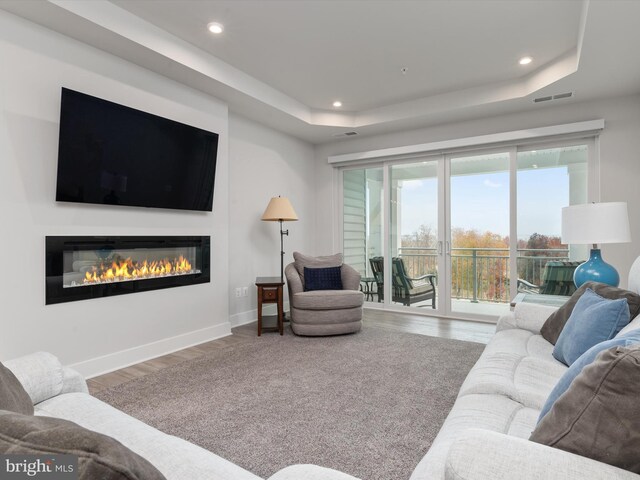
517;260;581;296
369;256;437;308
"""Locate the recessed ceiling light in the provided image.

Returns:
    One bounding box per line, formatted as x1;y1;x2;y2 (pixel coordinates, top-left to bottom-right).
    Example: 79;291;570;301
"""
207;22;224;34
519;56;533;65
332;101;342;108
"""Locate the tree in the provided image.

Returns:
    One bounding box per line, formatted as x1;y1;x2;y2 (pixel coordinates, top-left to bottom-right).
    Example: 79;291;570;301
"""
524;233;563;254
398;225;567;303
518;233;566;285
401;224;510;302
400;225;438;278
401;224;436;248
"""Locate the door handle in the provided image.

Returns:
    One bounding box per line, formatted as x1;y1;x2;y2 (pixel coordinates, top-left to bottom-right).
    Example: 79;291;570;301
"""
446;241;451;255
437;241;443;255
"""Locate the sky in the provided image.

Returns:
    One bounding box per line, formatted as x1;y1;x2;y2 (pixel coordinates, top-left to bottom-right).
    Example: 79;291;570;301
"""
400;166;570;240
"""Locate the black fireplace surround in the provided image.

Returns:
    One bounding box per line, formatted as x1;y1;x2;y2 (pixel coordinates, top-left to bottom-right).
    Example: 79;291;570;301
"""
46;236;210;305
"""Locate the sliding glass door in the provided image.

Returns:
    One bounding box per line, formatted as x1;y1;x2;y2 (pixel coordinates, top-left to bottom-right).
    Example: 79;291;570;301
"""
340;141;591;320
449;152;511;317
389;160;443;312
516;145;589;295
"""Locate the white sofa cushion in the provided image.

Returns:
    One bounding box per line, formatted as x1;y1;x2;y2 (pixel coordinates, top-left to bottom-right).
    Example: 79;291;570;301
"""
457;329;567;410
409;393;540;480
4;352;65;405
4;352;89;405
268;465;360;480
479;328;555;360
497;303;559;334
617;314;640;337
35;392;261;480
445;429;640;480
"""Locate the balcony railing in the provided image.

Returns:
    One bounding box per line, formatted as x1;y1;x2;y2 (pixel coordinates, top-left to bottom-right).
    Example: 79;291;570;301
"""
396;246;570;304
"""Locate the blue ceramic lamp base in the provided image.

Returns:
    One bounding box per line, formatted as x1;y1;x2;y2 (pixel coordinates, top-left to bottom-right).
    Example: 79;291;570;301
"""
574;248;620;288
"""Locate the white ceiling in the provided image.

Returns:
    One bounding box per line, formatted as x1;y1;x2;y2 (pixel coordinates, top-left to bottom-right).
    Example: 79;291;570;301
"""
113;0;582;111
1;0;640;144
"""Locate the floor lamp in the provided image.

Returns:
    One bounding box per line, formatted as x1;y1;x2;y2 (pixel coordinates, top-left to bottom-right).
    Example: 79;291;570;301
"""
561;202;631;287
261;196;298;282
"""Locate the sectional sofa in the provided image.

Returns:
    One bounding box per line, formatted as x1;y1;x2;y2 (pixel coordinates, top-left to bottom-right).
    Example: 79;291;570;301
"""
409;300;639;480
6;265;640;479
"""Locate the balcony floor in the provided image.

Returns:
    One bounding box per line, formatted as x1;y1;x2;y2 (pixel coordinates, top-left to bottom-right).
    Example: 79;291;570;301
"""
450;298;510;317
366;297;510;319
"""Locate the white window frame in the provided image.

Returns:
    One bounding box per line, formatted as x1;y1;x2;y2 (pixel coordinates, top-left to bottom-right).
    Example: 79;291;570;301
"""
333;125;601;321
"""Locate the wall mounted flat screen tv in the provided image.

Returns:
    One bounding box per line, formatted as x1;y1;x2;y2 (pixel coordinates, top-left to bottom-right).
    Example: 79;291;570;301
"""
56;88;218;212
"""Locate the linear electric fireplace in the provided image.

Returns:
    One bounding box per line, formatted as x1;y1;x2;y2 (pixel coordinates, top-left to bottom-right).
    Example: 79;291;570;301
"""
46;236;210;304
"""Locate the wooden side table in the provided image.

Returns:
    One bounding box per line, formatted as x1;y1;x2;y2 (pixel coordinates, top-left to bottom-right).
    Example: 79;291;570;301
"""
255;276;284;336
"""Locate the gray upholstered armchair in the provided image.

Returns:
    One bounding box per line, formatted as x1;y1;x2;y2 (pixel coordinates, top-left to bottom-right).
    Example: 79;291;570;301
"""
285;252;364;336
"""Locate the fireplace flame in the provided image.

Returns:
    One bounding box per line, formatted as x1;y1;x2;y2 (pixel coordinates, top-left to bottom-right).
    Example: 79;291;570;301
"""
83;255;196;285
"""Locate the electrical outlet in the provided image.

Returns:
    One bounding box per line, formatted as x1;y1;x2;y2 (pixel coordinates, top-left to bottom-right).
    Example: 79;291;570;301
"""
242;286;248;297
235;287;241;298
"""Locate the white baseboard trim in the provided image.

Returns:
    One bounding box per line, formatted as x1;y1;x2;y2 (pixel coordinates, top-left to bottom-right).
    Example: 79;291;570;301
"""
229;310;257;327
229;301;291;328
72;323;232;379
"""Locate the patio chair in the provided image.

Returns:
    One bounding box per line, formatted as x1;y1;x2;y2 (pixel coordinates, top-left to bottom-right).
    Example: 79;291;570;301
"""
369;256;437;308
517;260;581;296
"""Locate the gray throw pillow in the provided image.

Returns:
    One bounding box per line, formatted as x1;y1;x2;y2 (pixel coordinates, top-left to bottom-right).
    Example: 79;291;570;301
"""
541;282;640;345
0;410;166;479
530;345;640;473
293;252;343;286
0;363;33;415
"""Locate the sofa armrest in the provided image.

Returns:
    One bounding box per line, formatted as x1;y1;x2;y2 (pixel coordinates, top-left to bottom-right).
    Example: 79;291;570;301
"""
340;263;361;291
496;303;559;334
445;429;638;480
61;367;89;395
268;465;361;480
4;352;87;405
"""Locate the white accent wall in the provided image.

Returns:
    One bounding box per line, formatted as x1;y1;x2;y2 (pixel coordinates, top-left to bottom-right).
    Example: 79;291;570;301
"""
228;114;316;326
0;11;316;376
314;94;640;288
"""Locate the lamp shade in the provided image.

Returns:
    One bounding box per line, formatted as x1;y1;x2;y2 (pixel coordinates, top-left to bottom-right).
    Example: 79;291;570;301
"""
261;196;298;222
561;202;631;245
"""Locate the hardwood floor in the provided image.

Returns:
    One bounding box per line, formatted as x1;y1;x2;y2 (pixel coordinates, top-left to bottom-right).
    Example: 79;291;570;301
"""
87;308;494;395
363;308;495;344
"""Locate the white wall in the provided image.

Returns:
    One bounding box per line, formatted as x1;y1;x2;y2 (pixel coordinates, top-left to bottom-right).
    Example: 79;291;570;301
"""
228;114;315;325
0;11;231;376
3;7;640;377
314;94;640;288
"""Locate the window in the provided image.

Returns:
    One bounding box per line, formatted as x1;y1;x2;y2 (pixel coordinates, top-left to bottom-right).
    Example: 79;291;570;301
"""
339;136;595;318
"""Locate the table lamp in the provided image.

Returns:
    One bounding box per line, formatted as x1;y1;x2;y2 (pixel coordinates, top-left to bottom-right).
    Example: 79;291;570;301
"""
561;202;631;287
261;196;298;282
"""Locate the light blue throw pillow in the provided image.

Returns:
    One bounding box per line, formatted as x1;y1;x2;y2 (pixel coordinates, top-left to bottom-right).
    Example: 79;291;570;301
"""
553;288;630;366
539;329;640;422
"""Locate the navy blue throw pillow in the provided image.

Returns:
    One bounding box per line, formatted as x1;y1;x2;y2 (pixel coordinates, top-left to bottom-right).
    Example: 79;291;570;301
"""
304;266;343;292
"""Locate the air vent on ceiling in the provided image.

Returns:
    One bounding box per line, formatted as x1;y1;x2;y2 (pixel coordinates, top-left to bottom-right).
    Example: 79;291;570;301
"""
332;131;358;137
533;92;573;103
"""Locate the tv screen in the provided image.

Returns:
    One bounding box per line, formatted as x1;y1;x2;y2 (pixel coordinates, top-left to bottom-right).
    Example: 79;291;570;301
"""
56;88;218;212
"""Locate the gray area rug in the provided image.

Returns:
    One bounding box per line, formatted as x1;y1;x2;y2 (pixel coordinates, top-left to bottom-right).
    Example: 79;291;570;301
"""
96;326;485;480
